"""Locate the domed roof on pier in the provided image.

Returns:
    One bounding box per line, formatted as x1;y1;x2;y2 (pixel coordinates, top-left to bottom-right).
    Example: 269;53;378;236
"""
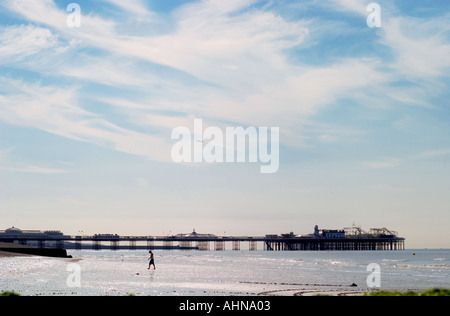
5;227;23;234
175;229;217;239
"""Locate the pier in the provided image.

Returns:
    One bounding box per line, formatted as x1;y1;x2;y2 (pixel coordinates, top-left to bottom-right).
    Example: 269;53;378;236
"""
0;226;405;252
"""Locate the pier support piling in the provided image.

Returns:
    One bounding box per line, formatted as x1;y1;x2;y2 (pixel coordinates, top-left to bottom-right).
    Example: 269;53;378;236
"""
215;241;225;251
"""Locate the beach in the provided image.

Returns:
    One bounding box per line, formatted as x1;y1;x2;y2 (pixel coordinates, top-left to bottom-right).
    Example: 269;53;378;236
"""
1;249;449;296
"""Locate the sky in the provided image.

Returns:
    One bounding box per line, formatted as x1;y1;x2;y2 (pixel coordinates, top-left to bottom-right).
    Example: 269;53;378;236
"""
0;0;449;248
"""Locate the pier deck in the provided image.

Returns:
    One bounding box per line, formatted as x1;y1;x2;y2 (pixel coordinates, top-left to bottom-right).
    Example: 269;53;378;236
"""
0;234;405;251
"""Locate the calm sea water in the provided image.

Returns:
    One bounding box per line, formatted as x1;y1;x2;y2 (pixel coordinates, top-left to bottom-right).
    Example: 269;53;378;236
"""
1;249;449;296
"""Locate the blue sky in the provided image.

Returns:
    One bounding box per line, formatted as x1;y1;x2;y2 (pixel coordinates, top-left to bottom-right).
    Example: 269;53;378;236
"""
0;0;450;247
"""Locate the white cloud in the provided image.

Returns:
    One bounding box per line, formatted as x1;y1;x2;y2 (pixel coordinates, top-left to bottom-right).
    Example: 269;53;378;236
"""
3;0;117;48
2;165;70;174
4;0;65;27
373;184;415;193
0;25;61;63
60;57;161;88
134;178;149;187
0;77;172;162
2;0;450;160
0;148;8;163
364;158;402;169
417;149;450;159
0;0;310;137
327;0;450;79
382;17;450;78
101;0;151;17
58;197;91;207
328;0;371;15
0;0;385;154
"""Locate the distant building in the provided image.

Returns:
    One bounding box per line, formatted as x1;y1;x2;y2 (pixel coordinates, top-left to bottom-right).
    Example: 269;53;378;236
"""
175;229;217;239
322;230;346;239
93;234;120;240
312;225;346;239
281;232;296;238
314;225;320;238
0;227;69;240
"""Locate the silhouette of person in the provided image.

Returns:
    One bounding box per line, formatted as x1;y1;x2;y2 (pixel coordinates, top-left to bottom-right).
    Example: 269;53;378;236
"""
148;251;156;270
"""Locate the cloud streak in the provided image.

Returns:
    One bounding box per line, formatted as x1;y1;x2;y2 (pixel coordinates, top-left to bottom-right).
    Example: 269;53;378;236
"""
417;149;450;159
2;165;70;174
363;158;402;170
0;77;172;162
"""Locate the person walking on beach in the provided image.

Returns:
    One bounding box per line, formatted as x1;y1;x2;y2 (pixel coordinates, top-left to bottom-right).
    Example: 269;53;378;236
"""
148;251;156;270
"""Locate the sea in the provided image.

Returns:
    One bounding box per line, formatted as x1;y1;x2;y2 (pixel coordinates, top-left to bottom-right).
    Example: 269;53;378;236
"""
1;249;449;296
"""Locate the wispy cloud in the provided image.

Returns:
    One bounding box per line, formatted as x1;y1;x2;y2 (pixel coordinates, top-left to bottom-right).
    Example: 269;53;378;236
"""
373;184;415;193
363;158;402;169
327;0;372;15
0;25;61;62
416;149;450;159
1;0;450;160
0;148;70;174
2;165;70;174
382;16;450;79
101;0;152;17
0;77;172;162
58;197;90;207
0;148;9;163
